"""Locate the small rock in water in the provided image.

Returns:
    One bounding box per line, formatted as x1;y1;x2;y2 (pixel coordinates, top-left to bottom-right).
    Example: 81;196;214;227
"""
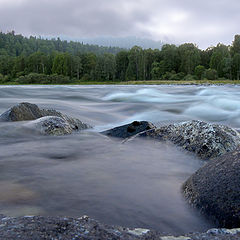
40;108;91;131
0;102;43;121
182;146;240;228
126;228;150;236
136;120;240;160
101;121;156;138
25;116;74;135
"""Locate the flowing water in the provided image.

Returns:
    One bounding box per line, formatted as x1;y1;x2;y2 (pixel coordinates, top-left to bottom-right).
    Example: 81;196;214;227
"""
0;84;240;234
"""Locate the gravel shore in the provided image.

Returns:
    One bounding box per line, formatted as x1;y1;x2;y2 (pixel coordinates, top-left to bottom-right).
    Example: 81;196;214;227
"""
0;215;240;240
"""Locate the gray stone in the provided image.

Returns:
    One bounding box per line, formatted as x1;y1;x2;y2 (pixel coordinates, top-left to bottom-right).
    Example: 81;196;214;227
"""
0;215;240;240
25;116;74;135
0;102;91;134
101;121;156;138
136;120;240;160
0;102;43;121
182;146;240;228
40;108;91;131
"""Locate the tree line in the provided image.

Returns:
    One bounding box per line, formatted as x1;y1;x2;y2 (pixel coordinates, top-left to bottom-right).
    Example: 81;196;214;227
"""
0;31;240;84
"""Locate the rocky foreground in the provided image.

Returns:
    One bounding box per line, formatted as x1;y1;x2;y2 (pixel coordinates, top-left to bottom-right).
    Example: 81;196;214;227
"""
0;215;240;240
1;103;240;239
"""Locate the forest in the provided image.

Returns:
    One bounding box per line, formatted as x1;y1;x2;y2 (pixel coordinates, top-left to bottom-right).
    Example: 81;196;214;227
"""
0;31;240;84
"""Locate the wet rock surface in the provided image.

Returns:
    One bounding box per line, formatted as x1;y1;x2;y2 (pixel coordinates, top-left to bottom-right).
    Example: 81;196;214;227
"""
0;102;91;135
135;120;240;160
183;146;240;228
0;215;239;240
25;116;75;135
40;108;91;131
0;102;43;121
101;121;156;138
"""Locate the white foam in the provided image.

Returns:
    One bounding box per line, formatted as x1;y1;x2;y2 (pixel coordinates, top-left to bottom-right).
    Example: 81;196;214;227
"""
211;97;240;111
197;88;230;96
103;88;192;103
184;104;238;121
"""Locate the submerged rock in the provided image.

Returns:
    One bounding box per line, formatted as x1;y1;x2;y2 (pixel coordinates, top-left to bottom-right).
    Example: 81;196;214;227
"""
0;181;37;204
0;102;91;135
136;120;240;160
182;146;240;228
101;121;156;138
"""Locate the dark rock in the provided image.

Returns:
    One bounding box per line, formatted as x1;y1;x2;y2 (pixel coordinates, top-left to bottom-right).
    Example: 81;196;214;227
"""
101;121;156;139
135;120;240;160
0;215;240;240
183;146;240;228
0;102;91;135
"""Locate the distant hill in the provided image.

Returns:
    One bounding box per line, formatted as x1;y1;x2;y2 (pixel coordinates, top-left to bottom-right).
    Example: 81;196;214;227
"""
63;36;164;50
0;31;124;57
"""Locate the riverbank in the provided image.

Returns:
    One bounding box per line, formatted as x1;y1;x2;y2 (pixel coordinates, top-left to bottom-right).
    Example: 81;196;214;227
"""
1;79;240;85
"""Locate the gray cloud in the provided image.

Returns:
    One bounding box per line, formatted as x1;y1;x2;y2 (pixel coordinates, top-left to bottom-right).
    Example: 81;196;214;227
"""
0;0;239;49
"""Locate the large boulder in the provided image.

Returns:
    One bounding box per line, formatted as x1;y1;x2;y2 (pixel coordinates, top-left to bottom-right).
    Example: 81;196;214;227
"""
101;121;156;138
182;146;240;228
0;102;91;134
136;120;240;160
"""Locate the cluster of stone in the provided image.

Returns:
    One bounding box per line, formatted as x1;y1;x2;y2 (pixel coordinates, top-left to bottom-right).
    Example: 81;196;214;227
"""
0;102;91;135
1;102;240;235
103;120;240;228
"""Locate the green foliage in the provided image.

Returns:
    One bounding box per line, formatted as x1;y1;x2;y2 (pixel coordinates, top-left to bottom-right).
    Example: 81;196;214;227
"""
126;46;143;80
200;47;213;69
0;32;239;83
94;54;116;81
16;73;71;84
210;44;230;78
231;35;240;56
151;61;165;80
168;72;185;81
116;51;129;81
205;68;218;80
195;65;205;80
80;74;91;81
183;74;197;81
0;73;4;83
0;31;123;57
161;44;179;73
232;53;240;80
178;43;200;74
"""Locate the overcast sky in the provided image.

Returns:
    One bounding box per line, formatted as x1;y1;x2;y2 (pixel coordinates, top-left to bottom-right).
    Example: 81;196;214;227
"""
0;0;238;49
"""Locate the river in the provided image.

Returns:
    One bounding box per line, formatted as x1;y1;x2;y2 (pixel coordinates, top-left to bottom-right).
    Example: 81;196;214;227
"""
0;84;239;234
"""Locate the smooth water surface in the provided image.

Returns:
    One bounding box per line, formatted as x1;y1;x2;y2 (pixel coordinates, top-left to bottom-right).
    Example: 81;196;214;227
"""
1;84;240;234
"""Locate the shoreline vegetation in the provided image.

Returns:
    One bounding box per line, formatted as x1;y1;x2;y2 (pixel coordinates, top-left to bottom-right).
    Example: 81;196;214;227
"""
1;32;240;85
1;79;240;85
